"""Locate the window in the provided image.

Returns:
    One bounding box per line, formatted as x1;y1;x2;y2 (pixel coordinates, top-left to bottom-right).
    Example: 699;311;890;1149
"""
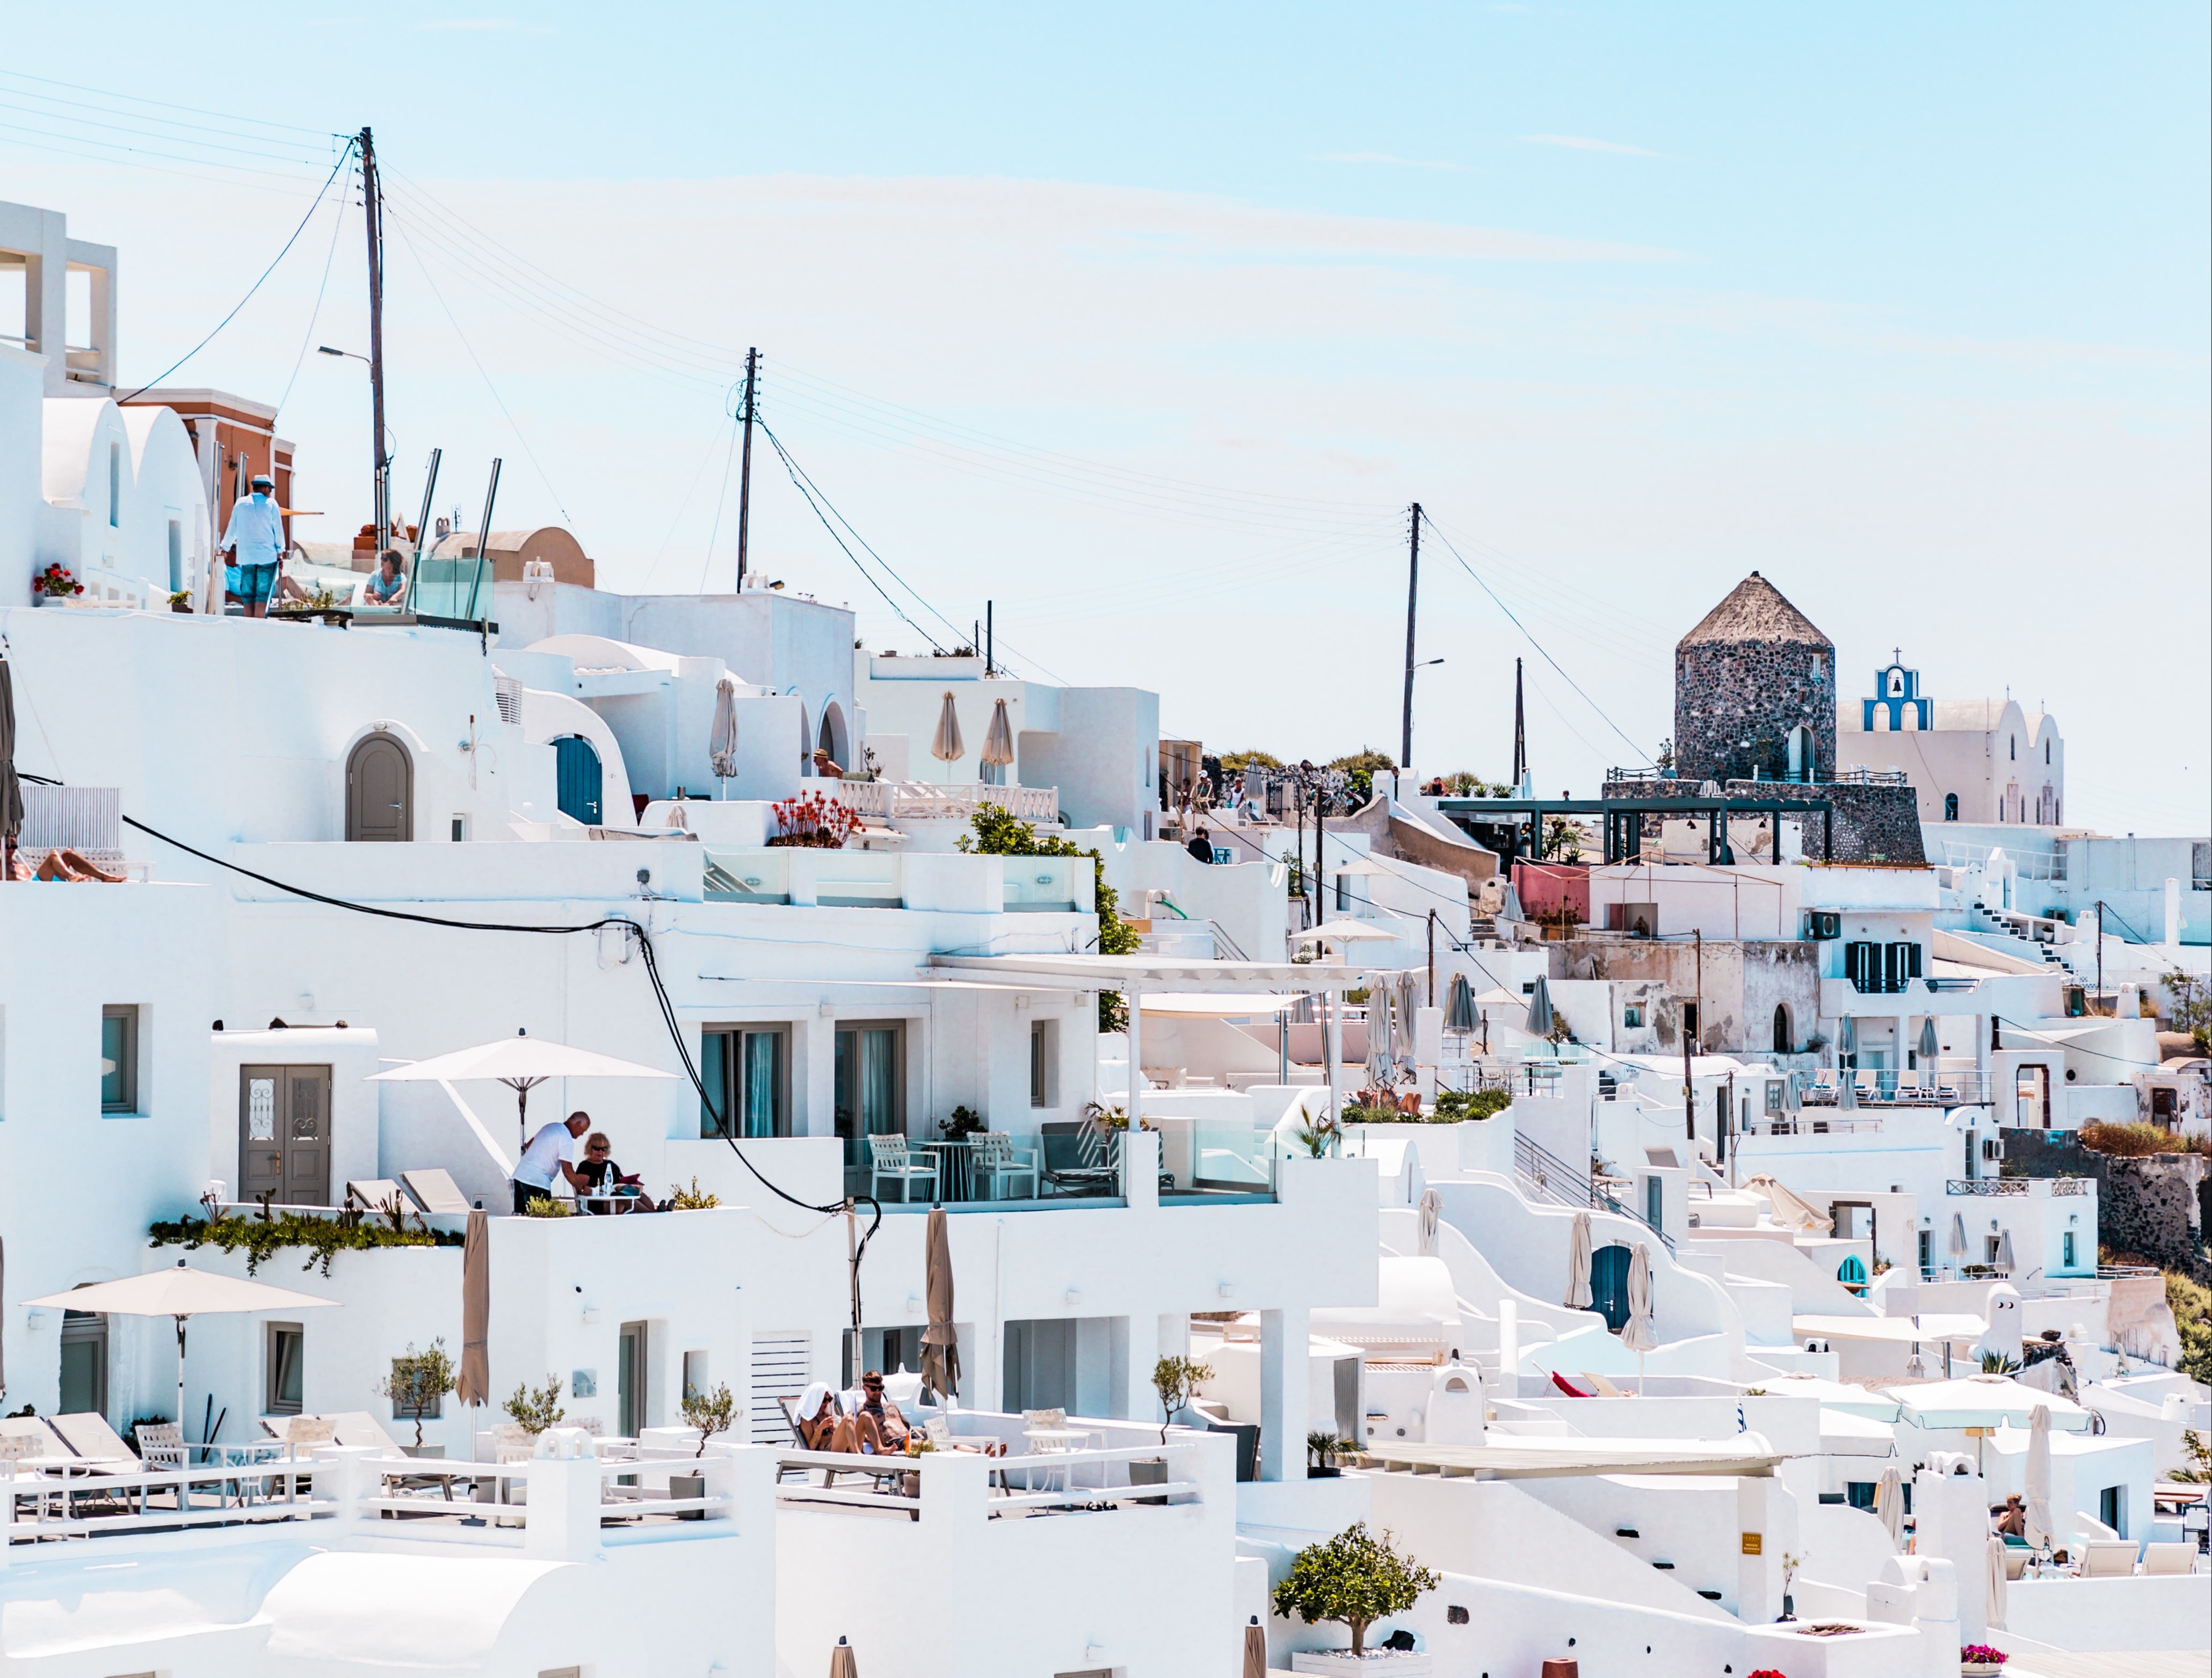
1943;793;1957;822
1837;1254;1868;1293
701;1026;789;1138
167;518;182;592
100;1005;139;1112
1030;1018;1062;1106
60;1310;107;1413
1622;1004;1644;1029
683;1349;709;1402
1681;1001;1699;1044
1845;1480;1877;1510
2009;736;2016;760
1772;1004;1792;1054
619;1321;649;1437
2044;740;2050;764
1918;1229;1932;1276
266;1322;304;1415
832;1022;903;1140
2099;1486;2123;1536
108;441;120;527
1335;873;1350;912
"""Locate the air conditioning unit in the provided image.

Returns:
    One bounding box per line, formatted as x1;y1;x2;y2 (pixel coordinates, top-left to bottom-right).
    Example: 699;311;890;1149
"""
1805;911;1842;940
1983;1137;2004;1161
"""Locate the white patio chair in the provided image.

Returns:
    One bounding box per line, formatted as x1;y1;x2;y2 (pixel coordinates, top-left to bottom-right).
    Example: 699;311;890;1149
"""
973;1132;1040;1200
133;1422;187;1470
2078;1540;2137;1577
867;1135;938;1204
2141;1543;2196;1575
400;1167;476;1215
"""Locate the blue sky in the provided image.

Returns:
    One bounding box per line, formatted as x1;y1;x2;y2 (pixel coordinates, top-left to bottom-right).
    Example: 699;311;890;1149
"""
8;4;2208;831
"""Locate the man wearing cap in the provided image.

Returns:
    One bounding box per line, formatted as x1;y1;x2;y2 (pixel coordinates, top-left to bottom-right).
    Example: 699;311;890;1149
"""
220;473;286;618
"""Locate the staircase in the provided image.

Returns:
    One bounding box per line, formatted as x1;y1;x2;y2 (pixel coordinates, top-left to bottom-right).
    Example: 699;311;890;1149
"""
1960;901;2071;972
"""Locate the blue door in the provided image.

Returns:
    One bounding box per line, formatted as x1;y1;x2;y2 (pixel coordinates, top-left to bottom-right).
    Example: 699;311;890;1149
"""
554;736;603;824
1590;1243;1633;1333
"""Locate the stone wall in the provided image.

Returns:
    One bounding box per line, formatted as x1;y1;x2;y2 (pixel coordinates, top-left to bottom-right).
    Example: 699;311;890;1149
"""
1596;777;1926;867
1555;936;1821;1056
1674;639;1837;784
2004;1133;2210;1278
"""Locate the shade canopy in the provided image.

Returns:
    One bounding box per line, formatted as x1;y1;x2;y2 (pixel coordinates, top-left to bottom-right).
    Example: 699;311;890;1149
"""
1818;1407;1901;1457
24;1262;334;1320
930;692;963;763
1524;975;1555;1038
1888;1378;2093;1433
458;1209;491;1407
978;698;1014;768
1744;1173;1833;1234
1296;919;1400;944
2024;1402;2055;1549
1753;1372;1903;1422
366;1031;676;1089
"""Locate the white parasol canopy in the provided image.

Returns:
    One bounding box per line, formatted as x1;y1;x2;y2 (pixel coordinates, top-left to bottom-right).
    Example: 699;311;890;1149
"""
709;675;741;790
367;1029;676;1147
930;692;964;764
1886;1377;2093;1433
1620;1242;1657;1389
25;1261;335;1441
980;698;1014;769
2024;1402;2055;1549
1296;919;1401;945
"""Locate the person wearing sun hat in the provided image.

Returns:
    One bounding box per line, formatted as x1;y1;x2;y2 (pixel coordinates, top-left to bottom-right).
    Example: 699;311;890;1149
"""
219;472;286;618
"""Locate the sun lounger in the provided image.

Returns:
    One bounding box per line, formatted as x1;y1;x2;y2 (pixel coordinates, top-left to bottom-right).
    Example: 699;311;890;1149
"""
1580;1371;1628;1398
1549;1371;1595;1398
2141;1543;2197;1575
2078;1540;2137;1577
345;1178;410;1216
400;1168;476;1215
50;1412;143;1466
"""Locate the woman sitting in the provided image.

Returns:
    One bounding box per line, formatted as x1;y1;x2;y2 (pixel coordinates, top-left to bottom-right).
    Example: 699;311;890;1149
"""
793;1383;867;1453
362;549;408;607
568;1131;648;1213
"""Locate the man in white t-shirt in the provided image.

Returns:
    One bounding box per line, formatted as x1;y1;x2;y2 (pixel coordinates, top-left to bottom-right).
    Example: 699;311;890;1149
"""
512;1112;590;1213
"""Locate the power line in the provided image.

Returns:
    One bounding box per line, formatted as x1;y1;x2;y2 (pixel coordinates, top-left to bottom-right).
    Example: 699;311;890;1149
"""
274;156;356;414
759;423;945;651
117;143;356;403
0;67;337;140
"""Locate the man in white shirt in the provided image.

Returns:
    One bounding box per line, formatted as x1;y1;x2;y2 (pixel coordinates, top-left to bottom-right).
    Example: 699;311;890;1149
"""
219;473;287;618
511;1111;590;1213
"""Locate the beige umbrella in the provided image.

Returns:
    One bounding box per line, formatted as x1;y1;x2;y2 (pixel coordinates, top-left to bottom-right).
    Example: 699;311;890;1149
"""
980;698;1014;770
1985;1534;2009;1631
1621;1242;1657;1391
1995;1229;2015;1274
0;660;24;847
1743;1174;1834;1234
709;675;740;791
829;1636;858;1677
1296;919;1400;946
24;1260;335;1441
1564;1211;1593;1310
1874;1463;1905;1547
1242;1616;1267;1678
1417;1188;1441;1258
458;1208;490;1407
2024;1402;2054;1550
930;692;963;764
919;1206;960;1405
366;1028;677;1149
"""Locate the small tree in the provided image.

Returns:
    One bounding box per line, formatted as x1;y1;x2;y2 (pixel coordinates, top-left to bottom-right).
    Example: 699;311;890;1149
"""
681;1381;738;1457
2164;965;2211;1052
380;1339;456;1449
1272;1522;1438;1658
1307;1429;1340;1470
504;1374;567;1435
1151;1354;1213;1444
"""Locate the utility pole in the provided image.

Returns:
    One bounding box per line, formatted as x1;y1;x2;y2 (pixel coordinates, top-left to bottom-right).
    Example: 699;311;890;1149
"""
2095;901;2104;1007
735;346;758;589
1400;502;1422;771
1683;928;1703;1151
986;601;993;676
1512;657;1527;792
358;127;389;548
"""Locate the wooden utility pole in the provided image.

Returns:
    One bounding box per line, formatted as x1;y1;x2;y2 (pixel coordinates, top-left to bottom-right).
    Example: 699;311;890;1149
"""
735;346;758;588
1512;657;1527;791
358;127;389;547
1400;502;1422;770
1683;928;1702;1151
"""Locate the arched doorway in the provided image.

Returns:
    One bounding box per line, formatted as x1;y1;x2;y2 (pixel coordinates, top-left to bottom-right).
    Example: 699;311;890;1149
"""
1786;724;1814;783
1837;1254;1868;1295
346;733;412;842
1772;1004;1792;1055
1590;1242;1634;1333
817;700;848;771
554;735;604;824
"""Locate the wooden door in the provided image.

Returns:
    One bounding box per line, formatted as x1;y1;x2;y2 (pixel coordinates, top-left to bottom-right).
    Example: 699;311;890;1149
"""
346;733;412;842
240;1066;333;1206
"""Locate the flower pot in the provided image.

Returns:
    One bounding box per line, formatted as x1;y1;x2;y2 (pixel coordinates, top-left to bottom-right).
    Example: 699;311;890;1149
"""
1309;1464;1341;1478
33;593;81;608
670;1471;706;1519
399;1444;446;1459
170;599;193;613
1962;1666;2004;1677
1128;1456;1170;1506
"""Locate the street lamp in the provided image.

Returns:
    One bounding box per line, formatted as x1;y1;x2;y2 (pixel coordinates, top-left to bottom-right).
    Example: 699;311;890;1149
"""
320;346;391;543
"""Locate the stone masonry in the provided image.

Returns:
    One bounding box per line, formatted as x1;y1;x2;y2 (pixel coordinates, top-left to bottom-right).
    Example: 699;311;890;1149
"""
1672;573;1837;785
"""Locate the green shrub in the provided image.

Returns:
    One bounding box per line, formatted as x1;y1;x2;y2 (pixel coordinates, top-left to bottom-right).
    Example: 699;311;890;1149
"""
961;804;1136;1030
505;1375;567;1435
149;1212;462;1277
1434;1088;1511;1123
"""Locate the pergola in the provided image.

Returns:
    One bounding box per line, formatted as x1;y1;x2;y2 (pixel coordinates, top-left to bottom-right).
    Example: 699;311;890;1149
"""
1435;793;1838;867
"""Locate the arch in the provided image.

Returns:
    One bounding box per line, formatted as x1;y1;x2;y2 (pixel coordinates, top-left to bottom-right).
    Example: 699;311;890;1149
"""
817;699;849;769
345;732;413;842
1786;724;1814;783
1589;1242;1634;1334
553;735;604;824
1943;793;1958;822
1837;1254;1868;1294
1772;1004;1792;1055
792;695;814;777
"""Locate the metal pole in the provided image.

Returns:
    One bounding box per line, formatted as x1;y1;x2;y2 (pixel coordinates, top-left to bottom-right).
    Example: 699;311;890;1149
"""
735;346;757;589
412;447;441;574
1512;657;1527;790
986;601;993;676
1401;502;1421;770
471;459;502;646
359;128;389;549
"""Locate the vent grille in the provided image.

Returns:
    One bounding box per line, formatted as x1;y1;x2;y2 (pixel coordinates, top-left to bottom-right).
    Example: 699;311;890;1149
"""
491;672;523;726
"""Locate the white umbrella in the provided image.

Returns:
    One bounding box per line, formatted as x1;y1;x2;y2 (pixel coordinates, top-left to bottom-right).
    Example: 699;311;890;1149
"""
1918;1016;1940;1065
1296;919;1400;945
979;698;1014;770
709;675;740;791
2024;1402;2054;1550
24;1261;334;1443
1417;1188;1441;1257
1563;1211;1593;1311
1874;1464;1905;1547
930;692;963;764
367;1028;677;1148
1949;1212;1969;1265
1620;1242;1657;1391
1985;1535;2008;1631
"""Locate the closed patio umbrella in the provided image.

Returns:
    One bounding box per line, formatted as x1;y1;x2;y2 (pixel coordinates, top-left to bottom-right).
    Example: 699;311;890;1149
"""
1995;1228;2014;1273
24;1261;335;1443
1621;1243;1657;1391
1837;1066;1859;1112
1918;1016;1940;1066
1563;1210;1593;1311
1417;1188;1441;1257
1366;985;1394;1088
366;1028;677;1151
1743;1174;1833;1234
1949;1212;1969;1264
1782;1072;1801;1115
829;1636;859;1678
1525;976;1555;1039
709;675;740;791
458;1208;490;1407
1444;974;1476;1033
1242;1616;1267;1678
979;698;1014;771
1837;1016;1856;1061
2024;1402;2054;1549
1986;1535;2009;1631
920;1206;960;1404
930;692;963;764
1874;1464;1905;1547
0;659;23;851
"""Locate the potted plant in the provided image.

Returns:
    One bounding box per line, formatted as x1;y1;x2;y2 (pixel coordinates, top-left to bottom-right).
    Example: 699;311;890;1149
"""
504;1374;567;1436
380;1339;456;1457
1274;1522;1438;1668
1778;1549;1801;1621
33;563;83;605
1307;1430;1343;1478
1136;1353;1213;1503
168;589;193;613
672;1381;737;1517
1961;1644;2009;1676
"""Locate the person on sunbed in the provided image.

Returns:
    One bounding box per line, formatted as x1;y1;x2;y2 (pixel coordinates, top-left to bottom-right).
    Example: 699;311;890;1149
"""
851;1370;911;1453
794;1383;865;1453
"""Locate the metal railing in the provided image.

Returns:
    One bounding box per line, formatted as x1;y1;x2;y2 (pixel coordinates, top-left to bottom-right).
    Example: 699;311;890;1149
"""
773;1439;1206;1519
1939;838;2068;881
1946;1178;2027;1196
1833;768;1910;786
831;780;1057;823
1512;1131;1677;1254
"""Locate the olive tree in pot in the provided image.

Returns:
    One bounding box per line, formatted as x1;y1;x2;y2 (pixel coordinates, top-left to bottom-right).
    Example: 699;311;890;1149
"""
1135;1353;1214;1502
1272;1522;1438;1660
671;1382;737;1518
380;1339;456;1457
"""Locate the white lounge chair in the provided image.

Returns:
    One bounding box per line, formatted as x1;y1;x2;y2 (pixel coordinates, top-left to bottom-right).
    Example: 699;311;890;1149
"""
345;1178;411;1218
2141;1543;2197;1575
51;1412;144;1466
2078;1540;2137;1577
400;1168;476;1215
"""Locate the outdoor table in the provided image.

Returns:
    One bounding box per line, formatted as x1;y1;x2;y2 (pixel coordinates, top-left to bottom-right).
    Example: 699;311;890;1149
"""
1019;1427;1097;1494
915;1139;977;1203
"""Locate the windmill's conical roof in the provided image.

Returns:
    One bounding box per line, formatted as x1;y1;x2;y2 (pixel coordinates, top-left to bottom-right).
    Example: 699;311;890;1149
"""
1677;572;1831;650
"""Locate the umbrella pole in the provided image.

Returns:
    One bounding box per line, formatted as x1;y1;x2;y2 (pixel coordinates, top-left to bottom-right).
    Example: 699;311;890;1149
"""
175;1317;187;1446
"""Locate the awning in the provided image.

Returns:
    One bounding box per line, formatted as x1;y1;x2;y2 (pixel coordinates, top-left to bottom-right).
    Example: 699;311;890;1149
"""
929;953;1391;992
1819;1407;1900;1458
1888;1377;2094;1433
1794;1313;1987;1344
1355;1435;1784;1479
1130;993;1301;1018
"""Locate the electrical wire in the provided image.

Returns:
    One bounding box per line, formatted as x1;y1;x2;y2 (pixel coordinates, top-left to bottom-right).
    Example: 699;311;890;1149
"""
759;423;946;652
116;143;356;403
274;155;356;415
0;67;336;140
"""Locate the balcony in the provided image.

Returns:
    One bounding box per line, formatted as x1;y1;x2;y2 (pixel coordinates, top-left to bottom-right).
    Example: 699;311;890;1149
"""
702;848;1088;914
831;780;1056;823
